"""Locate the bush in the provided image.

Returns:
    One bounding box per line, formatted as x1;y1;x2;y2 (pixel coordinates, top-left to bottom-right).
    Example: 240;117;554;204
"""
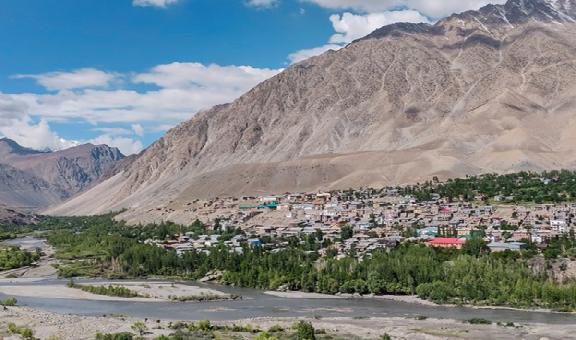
254;332;279;340
131;321;147;336
294;321;315;340
67;281;142;298
95;332;134;340
268;325;284;333
465;318;492;325
7;323;36;340
0;297;18;306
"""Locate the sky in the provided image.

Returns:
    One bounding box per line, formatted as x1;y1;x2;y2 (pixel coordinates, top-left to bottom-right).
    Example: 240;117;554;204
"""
0;0;505;155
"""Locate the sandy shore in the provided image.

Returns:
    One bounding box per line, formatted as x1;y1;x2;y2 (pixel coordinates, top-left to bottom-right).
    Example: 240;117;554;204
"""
0;281;233;302
264;291;344;299
1;307;575;340
264;290;441;307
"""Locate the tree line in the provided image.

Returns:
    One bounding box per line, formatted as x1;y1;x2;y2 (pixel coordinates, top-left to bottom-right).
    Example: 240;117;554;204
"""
42;215;576;311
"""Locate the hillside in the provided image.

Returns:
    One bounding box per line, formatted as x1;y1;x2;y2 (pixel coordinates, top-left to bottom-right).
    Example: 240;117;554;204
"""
49;0;576;223
0;204;38;225
0;138;125;209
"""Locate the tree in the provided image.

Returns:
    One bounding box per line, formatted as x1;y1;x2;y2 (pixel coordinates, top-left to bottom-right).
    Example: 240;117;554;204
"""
462;238;488;257
340;225;354;240
294;321;316;340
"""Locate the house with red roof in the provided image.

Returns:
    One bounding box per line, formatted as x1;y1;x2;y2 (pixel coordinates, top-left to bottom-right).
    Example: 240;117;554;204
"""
426;237;466;249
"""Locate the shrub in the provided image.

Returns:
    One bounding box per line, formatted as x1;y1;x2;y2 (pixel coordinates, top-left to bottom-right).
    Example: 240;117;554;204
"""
131;321;147;336
0;297;17;306
465;318;492;325
95;332;134;340
7;323;36;340
294;321;315;340
268;325;284;333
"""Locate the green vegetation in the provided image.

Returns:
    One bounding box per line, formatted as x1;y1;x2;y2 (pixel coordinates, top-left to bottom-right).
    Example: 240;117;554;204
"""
7;323;36;340
0;297;18;306
402;170;576;203
0;224;36;241
295;321;316;340
159;320;333;340
40;212;576;311
0;246;40;270
168;293;241;302
95;332;134;340
464;318;492;325
131;321;147;336
67;281;144;298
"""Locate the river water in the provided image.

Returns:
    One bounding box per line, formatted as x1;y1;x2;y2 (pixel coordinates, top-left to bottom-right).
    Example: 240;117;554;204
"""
2;237;576;324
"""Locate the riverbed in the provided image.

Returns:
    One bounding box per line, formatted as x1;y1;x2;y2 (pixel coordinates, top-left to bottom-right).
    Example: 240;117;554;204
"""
1;277;575;324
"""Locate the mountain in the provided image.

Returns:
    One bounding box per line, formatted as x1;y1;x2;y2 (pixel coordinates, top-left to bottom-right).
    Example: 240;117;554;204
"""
49;0;576;223
0;204;38;225
0;138;125;209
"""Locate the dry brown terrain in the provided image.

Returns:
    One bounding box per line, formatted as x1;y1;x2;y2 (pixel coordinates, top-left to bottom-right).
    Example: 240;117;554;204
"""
1;307;574;340
0;138;125;210
48;0;576;224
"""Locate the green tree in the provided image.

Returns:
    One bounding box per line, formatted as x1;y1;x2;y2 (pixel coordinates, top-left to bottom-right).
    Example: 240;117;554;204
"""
295;321;316;340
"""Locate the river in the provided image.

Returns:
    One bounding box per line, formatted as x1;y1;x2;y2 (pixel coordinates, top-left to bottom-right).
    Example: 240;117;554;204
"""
2;237;575;324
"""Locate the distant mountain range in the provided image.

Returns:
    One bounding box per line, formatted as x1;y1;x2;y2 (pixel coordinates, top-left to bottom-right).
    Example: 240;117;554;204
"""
49;0;576;223
0;138;125;210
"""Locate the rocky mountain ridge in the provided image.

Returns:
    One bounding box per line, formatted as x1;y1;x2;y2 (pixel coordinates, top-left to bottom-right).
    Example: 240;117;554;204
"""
48;0;576;223
0;138;125;209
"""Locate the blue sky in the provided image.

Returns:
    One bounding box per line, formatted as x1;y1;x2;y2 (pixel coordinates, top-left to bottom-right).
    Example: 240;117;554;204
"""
0;0;502;154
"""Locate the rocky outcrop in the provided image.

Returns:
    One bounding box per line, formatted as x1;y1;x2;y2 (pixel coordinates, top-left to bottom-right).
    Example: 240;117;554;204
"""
0;138;124;209
49;0;576;223
0;204;38;225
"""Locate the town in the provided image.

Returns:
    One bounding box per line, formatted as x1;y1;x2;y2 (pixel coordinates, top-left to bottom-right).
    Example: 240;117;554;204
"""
149;186;576;257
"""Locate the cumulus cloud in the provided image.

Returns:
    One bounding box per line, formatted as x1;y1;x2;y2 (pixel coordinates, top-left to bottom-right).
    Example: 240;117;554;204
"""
0;117;79;151
13;68;119;91
133;0;178;8
9;63;281;125
246;0;279;8
329;10;430;43
89;134;143;155
302;0;506;18
288;9;429;63
131;124;145;137
3;62;282;154
133;62;281;91
288;44;343;64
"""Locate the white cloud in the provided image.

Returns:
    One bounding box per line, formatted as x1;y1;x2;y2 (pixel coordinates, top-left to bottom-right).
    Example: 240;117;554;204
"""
13;68;119;91
288;9;429;64
134;62;281;91
133;0;178;8
246;0;279;8
7;63;281;125
302;0;506;18
329;11;430;44
2;62;282;154
89;134;143;155
92;127;134;136
0;117;79;151
288;44;343;64
131;124;145;136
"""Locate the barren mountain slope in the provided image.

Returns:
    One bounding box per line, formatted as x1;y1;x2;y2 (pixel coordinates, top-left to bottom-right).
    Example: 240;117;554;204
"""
0;204;38;225
0;139;125;209
49;0;576;222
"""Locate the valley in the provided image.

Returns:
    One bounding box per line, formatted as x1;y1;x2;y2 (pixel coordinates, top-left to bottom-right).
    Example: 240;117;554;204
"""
4;0;576;338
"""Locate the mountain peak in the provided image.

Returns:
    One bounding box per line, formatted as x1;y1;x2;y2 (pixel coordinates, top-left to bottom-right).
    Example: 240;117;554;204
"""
437;0;576;33
0;138;48;156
